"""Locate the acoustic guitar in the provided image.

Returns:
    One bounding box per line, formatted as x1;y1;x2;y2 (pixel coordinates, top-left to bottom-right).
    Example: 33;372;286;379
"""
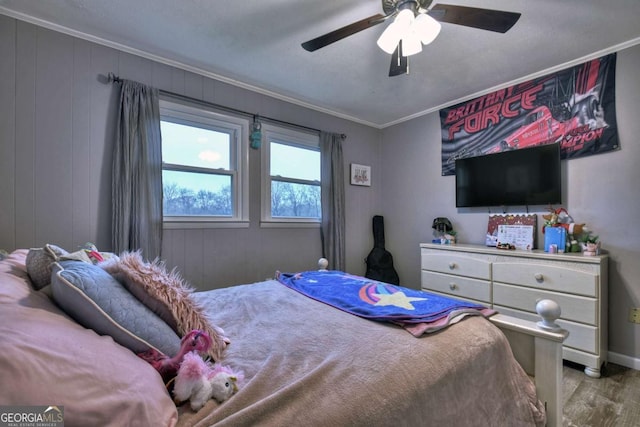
365;215;400;285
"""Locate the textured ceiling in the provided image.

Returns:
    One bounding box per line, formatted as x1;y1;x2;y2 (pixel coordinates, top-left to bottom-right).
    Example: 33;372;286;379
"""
1;0;639;128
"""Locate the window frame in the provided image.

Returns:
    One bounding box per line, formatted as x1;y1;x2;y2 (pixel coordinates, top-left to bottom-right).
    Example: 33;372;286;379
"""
159;98;249;228
260;124;321;227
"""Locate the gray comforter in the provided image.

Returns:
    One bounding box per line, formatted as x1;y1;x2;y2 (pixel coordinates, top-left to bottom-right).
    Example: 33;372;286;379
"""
177;279;545;427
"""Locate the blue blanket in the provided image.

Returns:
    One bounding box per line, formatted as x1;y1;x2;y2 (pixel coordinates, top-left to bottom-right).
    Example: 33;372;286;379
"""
276;270;488;324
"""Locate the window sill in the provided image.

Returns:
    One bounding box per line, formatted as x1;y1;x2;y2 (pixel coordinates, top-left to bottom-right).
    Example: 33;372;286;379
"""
260;221;321;229
163;220;250;230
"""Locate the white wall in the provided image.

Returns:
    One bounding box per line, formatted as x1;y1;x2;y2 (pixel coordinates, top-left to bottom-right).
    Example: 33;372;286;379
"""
380;44;640;364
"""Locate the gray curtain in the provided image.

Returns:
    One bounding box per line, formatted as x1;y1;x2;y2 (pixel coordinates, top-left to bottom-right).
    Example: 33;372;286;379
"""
112;79;163;260
320;132;346;271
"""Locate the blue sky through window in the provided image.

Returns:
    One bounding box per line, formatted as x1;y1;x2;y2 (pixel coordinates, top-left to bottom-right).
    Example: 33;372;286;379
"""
161;121;230;192
162;121;320;194
270;142;320;181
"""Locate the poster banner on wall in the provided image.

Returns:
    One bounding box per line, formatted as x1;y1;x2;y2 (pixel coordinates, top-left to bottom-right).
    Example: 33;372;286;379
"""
439;53;619;176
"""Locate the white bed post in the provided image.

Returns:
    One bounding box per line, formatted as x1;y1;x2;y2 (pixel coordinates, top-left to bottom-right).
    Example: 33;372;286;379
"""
535;334;564;427
490;299;568;427
533;299;566;427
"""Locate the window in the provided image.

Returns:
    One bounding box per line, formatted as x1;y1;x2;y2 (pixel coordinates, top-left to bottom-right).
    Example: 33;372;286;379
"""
160;99;248;227
261;124;321;225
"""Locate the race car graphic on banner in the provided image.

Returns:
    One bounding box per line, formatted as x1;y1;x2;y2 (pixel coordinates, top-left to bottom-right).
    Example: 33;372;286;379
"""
440;53;619;176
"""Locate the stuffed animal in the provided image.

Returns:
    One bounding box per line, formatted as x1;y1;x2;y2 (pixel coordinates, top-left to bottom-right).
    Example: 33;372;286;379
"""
138;330;212;383
173;351;243;411
543;207;587;236
82;242;104;263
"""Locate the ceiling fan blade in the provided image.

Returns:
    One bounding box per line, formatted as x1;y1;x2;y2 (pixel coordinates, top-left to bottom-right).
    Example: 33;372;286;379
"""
302;13;387;52
388;41;408;77
428;4;521;33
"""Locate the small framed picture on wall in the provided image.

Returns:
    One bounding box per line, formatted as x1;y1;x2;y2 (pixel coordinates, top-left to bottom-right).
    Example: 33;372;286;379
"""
350;164;371;186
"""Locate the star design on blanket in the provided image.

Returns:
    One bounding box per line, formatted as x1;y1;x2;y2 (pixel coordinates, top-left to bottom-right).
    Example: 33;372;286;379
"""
373;291;427;310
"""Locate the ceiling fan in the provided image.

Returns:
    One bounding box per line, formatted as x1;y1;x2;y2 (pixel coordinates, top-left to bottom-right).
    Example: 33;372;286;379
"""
301;0;521;77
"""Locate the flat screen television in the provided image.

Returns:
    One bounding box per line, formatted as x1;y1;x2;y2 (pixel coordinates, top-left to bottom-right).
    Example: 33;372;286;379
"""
455;143;562;208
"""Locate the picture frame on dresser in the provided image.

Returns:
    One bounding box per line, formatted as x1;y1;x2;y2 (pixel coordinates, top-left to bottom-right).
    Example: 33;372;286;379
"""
486;213;537;248
420;242;608;378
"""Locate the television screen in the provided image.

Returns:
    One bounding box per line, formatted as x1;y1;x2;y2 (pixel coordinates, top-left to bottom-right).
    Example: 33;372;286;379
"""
455;143;562;208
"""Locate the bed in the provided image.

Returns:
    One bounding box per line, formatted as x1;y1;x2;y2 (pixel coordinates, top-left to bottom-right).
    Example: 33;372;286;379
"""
0;248;567;426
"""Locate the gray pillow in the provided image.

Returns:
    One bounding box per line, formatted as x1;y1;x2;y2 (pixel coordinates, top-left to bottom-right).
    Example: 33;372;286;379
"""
26;244;69;290
50;261;180;356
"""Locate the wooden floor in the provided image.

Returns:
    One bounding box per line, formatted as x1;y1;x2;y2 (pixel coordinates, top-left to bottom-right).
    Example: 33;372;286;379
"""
563;362;640;426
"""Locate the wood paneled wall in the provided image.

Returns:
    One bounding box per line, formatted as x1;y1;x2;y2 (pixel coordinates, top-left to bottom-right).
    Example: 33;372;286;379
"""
0;16;382;290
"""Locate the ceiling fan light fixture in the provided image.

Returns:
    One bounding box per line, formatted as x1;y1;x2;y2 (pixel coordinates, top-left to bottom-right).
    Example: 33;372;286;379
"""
413;12;441;45
376;8;415;54
401;32;422;56
377;22;402;53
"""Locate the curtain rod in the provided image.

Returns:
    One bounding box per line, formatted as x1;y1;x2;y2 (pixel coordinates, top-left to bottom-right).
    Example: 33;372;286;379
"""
103;73;346;140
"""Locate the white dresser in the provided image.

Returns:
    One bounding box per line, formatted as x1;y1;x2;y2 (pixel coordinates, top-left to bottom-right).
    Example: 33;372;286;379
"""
420;243;608;377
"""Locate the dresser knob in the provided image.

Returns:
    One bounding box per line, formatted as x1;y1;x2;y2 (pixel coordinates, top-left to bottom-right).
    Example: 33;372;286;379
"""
448;262;456;270
534;273;544;282
449;283;458;291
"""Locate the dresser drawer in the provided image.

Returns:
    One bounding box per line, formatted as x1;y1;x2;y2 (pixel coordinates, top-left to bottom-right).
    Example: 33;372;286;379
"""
421;251;491;280
493;283;597;325
421;270;491;303
493;262;598;297
495;305;598;354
